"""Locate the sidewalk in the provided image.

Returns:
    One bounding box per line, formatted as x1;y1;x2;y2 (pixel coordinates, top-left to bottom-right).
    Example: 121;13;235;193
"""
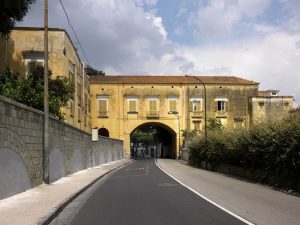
157;159;300;225
0;158;132;225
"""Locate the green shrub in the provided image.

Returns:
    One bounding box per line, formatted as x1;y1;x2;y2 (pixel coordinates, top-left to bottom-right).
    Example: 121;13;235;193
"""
188;110;300;191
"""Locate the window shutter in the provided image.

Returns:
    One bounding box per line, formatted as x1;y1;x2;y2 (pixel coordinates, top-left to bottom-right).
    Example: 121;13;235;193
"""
99;100;107;112
149;100;157;111
225;101;229;111
196;101;201;112
129;100;136;112
169;100;176;112
69;100;74;116
189;101;193;112
214;101;218;111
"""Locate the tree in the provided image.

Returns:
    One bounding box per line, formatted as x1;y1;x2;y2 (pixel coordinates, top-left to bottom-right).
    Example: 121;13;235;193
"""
207;118;222;131
0;0;36;35
85;65;105;76
0;66;19;98
0;66;74;120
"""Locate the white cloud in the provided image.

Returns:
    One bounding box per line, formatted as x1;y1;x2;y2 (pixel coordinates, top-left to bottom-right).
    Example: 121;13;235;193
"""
19;0;190;74
189;0;271;38
280;0;300;16
19;0;300;105
150;15;168;40
176;7;188;18
180;31;300;104
134;0;158;7
238;0;271;18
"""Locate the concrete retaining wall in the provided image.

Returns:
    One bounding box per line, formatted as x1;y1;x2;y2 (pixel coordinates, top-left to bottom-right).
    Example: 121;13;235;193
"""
0;96;124;200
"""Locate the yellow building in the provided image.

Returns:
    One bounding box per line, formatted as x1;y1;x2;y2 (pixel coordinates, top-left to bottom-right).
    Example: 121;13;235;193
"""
90;75;266;158
0;27;91;132
250;90;293;123
0;27;293;157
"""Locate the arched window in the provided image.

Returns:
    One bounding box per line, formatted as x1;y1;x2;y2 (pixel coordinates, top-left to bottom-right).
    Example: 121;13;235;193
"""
98;128;109;137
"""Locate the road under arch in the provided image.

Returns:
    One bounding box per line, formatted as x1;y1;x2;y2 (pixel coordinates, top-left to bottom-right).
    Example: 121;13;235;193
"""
130;122;177;159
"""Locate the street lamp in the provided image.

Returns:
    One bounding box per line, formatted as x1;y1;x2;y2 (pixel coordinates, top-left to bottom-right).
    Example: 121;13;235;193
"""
185;75;207;144
168;111;181;159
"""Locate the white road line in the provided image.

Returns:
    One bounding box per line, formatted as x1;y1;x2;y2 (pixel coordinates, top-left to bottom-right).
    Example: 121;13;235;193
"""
155;161;255;225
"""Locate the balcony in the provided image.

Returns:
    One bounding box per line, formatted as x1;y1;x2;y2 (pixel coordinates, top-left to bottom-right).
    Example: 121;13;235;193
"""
191;111;202;118
215;110;227;118
98;111;108;118
146;111;160;119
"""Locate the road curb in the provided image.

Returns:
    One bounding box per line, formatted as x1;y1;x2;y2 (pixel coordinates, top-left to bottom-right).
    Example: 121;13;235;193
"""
37;159;134;225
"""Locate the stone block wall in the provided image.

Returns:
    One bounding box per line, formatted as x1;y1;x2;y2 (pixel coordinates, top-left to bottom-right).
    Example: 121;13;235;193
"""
0;96;124;200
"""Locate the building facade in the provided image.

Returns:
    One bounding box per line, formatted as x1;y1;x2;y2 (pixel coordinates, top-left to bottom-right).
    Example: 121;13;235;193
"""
0;28;293;157
250;90;293;123
89;75;292;157
0;27;91;132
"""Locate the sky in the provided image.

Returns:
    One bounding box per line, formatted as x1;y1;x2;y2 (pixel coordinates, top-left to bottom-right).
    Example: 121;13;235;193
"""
19;0;300;105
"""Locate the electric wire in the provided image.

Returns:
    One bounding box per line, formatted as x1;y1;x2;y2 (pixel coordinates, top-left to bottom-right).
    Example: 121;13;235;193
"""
59;0;91;66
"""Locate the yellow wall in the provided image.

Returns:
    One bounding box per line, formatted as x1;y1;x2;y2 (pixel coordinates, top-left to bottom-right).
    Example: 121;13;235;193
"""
90;81;259;155
250;97;293;123
0;28;91;132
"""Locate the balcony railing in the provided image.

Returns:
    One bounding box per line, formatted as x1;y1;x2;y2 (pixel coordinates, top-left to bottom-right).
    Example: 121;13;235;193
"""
191;111;202;118
215;110;227;118
98;111;108;118
146;111;160;118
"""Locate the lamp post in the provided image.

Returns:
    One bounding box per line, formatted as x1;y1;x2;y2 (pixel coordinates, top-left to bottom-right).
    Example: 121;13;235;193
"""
43;0;49;184
185;75;207;144
168;111;181;159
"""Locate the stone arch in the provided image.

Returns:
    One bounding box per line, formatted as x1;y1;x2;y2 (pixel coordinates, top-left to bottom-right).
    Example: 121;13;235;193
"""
0;147;32;200
71;149;84;173
0;127;35;185
130;122;177;159
49;149;66;183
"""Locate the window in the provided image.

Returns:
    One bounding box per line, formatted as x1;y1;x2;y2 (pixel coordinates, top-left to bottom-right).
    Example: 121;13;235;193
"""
97;96;109;117
258;101;265;110
149;99;157;111
69;100;74;117
69;62;75;100
168;96;178;112
69;62;75;81
127;96;138;113
189;98;202;112
77;78;82;105
193;121;201;130
78;107;81;122
129;100;137;112
214;98;228;112
23;51;44;77
84;93;88;113
218;101;225;111
27;61;43;75
271;91;278;96
147;96;159;118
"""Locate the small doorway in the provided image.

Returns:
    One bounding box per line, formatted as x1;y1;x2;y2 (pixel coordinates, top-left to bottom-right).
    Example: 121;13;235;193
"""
98;128;109;137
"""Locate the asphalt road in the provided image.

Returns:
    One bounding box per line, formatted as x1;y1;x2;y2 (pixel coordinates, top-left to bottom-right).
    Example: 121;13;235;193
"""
69;159;247;225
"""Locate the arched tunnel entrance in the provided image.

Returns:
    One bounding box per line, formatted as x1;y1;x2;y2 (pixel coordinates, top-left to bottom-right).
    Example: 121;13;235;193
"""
130;122;177;159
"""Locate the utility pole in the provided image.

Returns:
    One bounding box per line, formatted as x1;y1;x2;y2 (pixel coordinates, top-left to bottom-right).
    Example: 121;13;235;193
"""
43;0;49;184
5;34;8;66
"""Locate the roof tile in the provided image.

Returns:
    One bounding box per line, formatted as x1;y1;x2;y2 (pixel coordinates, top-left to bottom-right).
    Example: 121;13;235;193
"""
89;75;258;85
